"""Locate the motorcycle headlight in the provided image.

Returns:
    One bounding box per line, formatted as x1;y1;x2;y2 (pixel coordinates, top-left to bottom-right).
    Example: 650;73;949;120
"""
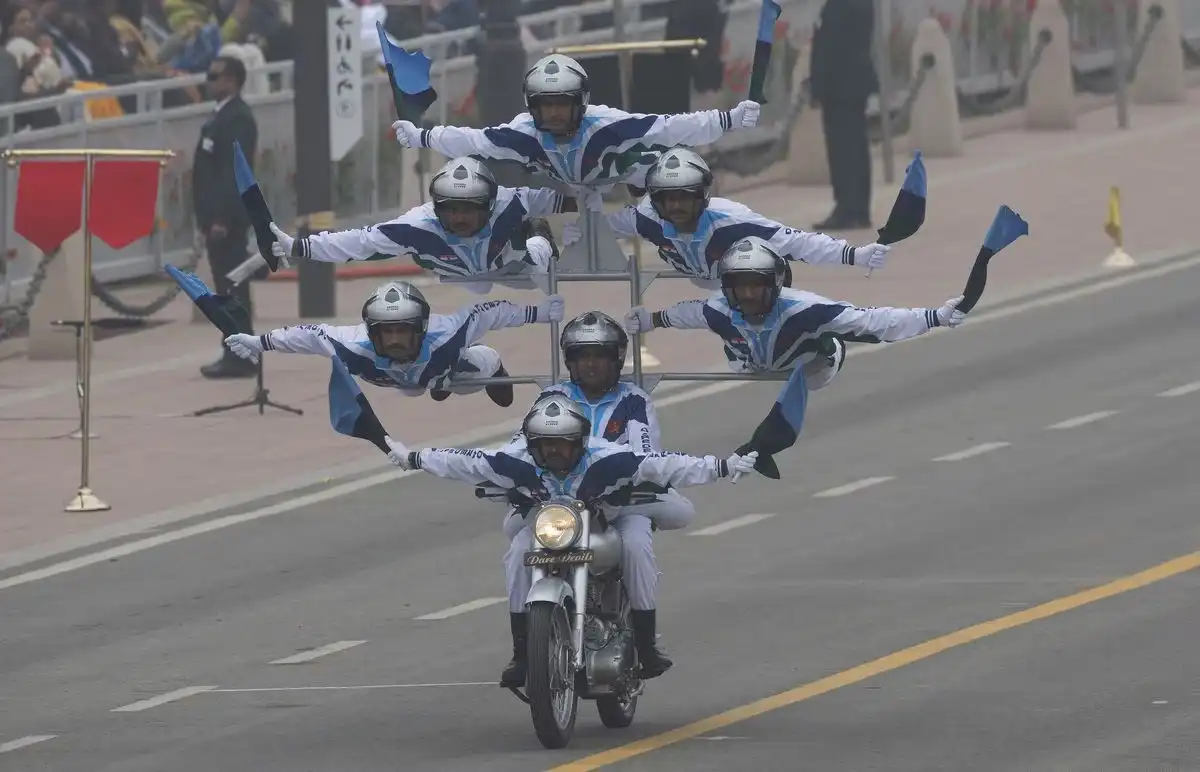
533;503;580;550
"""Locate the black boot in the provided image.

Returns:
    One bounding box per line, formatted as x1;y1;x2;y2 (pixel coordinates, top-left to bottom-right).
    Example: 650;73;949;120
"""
631;609;673;679
500;612;528;687
429;388;451;401
486;363;514;407
200;351;257;379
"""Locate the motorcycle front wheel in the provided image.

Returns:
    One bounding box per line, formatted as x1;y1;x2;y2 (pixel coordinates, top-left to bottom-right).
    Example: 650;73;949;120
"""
526;601;579;749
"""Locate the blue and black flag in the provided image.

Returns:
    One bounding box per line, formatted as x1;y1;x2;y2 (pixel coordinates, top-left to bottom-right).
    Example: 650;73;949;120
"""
376;21;438;122
958;205;1029;313
329;356;392;454
875;150;928;246
233;140;279;272
748;0;782;103
165;264;251;338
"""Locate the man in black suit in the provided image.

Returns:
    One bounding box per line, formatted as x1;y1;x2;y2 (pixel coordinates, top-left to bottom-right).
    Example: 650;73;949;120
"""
193;55;259;379
810;0;879;231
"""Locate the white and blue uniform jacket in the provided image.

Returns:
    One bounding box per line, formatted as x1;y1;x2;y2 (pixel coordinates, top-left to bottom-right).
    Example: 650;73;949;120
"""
292;186;569;279
605;197;861;288
257;299;546;394
655;288;944;373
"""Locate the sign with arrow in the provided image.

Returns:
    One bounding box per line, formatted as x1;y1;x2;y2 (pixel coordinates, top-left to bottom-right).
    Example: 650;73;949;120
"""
327;6;363;162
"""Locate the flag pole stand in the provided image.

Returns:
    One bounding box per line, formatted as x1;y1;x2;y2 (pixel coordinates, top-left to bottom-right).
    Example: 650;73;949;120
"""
5;147;177;512
1101;246;1136;269
191;355;304;418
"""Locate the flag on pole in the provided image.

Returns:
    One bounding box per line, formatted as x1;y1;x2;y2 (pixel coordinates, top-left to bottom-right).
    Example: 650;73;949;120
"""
89;160;162;249
164;264;252;337
234;140;280;271
12;160;86;253
1103;185;1123;248
957;205;1029;314
875;150;928;246
748;0;783;103
376;21;438;121
328;356;392;454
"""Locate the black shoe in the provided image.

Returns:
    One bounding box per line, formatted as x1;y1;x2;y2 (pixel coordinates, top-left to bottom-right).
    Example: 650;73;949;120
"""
813;211;872;231
429;388;451;401
500;612;528;687
200;354;256;379
631;609;673;679
486;363;514;407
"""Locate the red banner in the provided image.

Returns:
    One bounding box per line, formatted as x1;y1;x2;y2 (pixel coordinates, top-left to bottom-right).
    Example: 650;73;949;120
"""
13;160;86;253
89;160;162;249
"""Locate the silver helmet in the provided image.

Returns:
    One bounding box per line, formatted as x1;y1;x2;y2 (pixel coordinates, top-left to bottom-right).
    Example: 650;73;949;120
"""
645;148;713;203
361;281;431;360
560;311;629;390
523;54;589;134
428;156;498;210
522;394;592;473
717;237;787;320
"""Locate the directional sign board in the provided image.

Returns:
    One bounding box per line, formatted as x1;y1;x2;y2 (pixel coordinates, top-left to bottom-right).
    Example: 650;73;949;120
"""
327;5;363;162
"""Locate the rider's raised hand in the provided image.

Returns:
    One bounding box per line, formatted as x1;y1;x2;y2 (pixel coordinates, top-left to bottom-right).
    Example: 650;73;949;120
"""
268;222;295;268
934;294;967;328
724;450;759;480
730;100;761;129
535;294;565;323
385;435;412;469
224;333;263;364
524;235;554;269
623;306;652;335
852;242;890;271
392;119;421;148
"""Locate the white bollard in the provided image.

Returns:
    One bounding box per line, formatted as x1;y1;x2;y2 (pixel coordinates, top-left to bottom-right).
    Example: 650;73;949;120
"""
1025;0;1076;130
906;19;963;158
1132;0;1186;104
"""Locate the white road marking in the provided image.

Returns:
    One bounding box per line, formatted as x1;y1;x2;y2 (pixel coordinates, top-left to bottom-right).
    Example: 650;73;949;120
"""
1158;381;1200;398
1046;411;1118;430
932;442;1011;462
111;686;218;713
211;682;494;693
414;597;506;621
269;640;367;665
690;513;776;536
813;477;895;498
0;735;56;753
5;249;1200;590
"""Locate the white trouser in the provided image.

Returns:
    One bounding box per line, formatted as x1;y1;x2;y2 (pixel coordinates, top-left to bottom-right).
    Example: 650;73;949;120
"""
439;344;503;395
504;514;658;612
802;337;847;391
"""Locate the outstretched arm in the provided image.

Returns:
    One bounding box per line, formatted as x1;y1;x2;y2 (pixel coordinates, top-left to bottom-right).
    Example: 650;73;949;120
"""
790;291;966;344
393;117;541;167
633;450;758;488
277;220;420;265
224;323;356;363
623;298;710;334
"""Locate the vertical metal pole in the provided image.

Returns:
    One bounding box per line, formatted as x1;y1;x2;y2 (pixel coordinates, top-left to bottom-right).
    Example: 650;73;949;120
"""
875;0;895;183
612;0;644;386
548;254;560;384
1114;0;1131;129
67;154;110;512
295;0;336;318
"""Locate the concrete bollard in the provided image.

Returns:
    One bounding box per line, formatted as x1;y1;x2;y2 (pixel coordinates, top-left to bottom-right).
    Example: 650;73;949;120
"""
1132;0;1186;104
27;233;86;361
1025;0;1076;130
787;39;831;186
906;19;963;158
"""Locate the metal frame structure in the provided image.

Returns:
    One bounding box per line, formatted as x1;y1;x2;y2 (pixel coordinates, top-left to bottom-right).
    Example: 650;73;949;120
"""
436;38;795;397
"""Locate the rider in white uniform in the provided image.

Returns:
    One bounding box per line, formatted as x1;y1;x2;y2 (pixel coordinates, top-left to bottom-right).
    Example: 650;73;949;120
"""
625;237;968;385
383;395;760;686
263;157;571;294
223;280;565;406
391;54;761;210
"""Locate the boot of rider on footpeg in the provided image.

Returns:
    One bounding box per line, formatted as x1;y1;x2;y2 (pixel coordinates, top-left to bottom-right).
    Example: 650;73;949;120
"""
500;612;528;687
631;609;673;678
486;363;515;407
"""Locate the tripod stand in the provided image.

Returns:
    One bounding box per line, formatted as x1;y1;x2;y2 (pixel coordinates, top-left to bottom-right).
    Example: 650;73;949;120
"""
192;353;304;417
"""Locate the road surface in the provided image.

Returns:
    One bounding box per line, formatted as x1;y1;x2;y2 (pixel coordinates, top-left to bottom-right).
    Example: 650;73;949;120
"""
4;255;1200;771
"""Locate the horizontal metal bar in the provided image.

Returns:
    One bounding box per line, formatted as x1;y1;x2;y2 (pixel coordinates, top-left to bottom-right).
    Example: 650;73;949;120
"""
3;148;175;165
655;372;791;382
549;38;707;55
439;375;546;387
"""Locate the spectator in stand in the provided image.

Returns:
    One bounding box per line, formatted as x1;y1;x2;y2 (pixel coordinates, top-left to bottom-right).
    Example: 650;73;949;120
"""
2;3;70;129
39;0;134;83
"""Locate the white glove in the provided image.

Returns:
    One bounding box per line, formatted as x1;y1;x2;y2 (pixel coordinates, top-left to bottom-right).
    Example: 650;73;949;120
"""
562;219;583;247
524;235;554;270
853;242;890;271
392;119;421;148
624;306;653;335
729;100;761;129
268;222;295;269
224;333;263;363
725;450;759;480
534;293;565;323
935;295;968;328
385;435;412;469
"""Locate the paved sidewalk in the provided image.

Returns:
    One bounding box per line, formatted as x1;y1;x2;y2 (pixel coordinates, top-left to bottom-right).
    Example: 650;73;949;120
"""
2;91;1199;556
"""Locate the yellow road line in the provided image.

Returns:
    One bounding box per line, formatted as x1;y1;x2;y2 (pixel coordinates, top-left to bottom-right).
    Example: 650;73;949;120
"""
549;550;1200;770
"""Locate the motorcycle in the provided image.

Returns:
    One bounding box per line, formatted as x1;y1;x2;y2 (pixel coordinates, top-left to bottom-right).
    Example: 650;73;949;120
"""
508;495;643;749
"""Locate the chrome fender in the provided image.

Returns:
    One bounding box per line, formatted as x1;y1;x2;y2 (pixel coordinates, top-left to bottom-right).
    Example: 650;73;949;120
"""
525;576;574;609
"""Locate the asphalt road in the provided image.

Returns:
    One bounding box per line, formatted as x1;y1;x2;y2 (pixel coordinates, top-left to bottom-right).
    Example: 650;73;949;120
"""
5;258;1200;771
